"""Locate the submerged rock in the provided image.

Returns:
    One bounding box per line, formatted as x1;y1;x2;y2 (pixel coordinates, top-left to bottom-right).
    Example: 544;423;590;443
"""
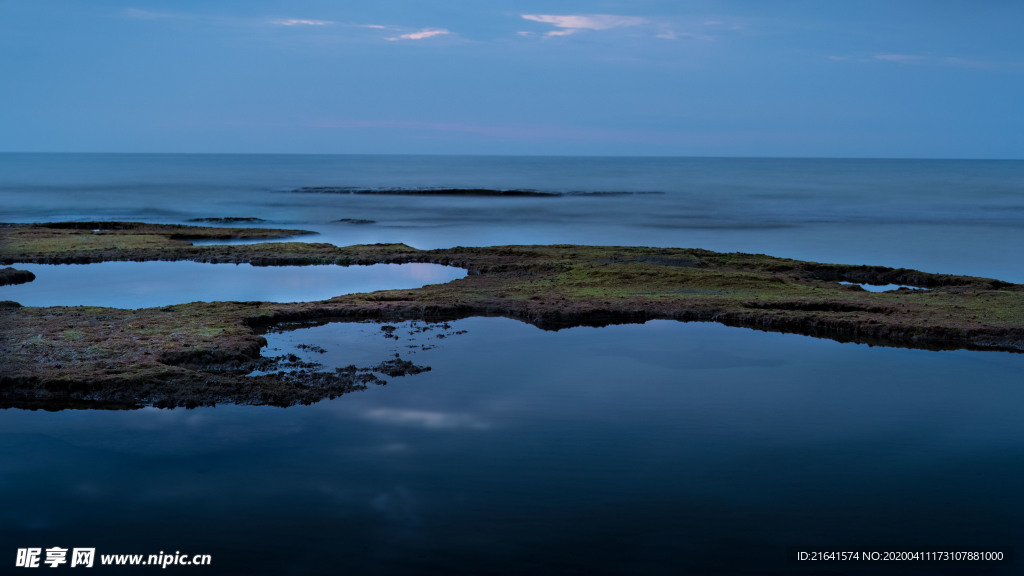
188;217;266;223
334;218;376;225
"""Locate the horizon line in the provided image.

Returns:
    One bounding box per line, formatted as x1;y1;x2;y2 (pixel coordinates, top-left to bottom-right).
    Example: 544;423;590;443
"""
1;151;1021;161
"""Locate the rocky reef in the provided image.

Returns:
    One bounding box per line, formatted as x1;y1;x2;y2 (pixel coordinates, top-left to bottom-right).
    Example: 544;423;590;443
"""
1;222;1021;409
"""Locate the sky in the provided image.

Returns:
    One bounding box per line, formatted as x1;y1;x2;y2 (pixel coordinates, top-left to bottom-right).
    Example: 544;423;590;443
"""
1;1;1022;158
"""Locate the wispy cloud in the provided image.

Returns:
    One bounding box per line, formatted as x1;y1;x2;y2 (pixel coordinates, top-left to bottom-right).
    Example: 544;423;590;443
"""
121;9;441;41
830;53;1002;69
523;14;647;31
272;18;333;27
387;28;451;41
124;8;337;29
521;14;649;37
122;8;183;20
942;56;997;69
524;13;692;39
874;53;924;64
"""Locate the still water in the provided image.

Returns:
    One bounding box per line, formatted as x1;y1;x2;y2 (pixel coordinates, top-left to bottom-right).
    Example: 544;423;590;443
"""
2;154;1023;574
2;153;1023;281
0;262;465;308
2;319;1022;574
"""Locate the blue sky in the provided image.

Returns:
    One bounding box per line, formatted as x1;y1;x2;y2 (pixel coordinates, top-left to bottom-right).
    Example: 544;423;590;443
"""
2;1;1022;157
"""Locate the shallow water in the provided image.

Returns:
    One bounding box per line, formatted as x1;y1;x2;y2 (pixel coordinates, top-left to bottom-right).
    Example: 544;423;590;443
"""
0;262;465;308
2;154;1023;281
2;319;1022;575
2;154;1022;574
838;281;928;292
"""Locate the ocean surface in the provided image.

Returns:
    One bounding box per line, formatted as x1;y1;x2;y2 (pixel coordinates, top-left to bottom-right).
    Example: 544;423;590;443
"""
2;154;1023;574
2;153;1023;281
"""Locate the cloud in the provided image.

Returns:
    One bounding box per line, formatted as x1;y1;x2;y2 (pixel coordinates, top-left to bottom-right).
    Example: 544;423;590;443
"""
519;13;696;41
942;56;996;69
825;53;922;65
387;28;451;41
272;18;333;27
361;24;389;30
522;14;648;31
521;14;653;38
124;9;337;29
873;53;924;64
830;53;1001;69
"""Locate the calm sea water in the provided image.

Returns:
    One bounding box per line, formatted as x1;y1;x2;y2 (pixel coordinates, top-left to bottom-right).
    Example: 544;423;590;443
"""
2;154;1023;574
2;153;1023;281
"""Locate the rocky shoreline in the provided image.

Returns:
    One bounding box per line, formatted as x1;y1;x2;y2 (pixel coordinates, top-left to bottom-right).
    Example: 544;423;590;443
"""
2;222;1022;409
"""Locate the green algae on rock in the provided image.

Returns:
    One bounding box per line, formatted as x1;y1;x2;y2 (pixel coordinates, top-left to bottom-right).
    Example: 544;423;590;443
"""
0;222;315;264
1;222;1022;409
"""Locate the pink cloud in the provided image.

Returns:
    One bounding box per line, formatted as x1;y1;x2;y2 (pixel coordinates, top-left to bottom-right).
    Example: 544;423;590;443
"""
519;13;689;40
521;14;648;31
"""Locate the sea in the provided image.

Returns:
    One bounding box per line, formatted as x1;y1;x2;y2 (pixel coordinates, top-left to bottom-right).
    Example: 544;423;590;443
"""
1;153;1023;574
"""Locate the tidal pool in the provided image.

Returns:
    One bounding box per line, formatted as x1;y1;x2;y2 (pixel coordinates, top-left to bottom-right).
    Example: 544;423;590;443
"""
838;281;929;292
6;319;1018;574
2;318;1022;574
0;261;465;308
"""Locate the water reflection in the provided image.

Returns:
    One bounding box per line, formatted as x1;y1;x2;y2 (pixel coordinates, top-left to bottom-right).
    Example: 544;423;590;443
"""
839;281;928;292
2;319;1022;574
361;408;493;430
0;262;465;308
